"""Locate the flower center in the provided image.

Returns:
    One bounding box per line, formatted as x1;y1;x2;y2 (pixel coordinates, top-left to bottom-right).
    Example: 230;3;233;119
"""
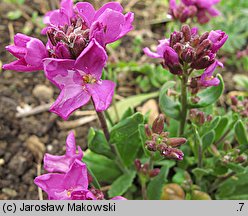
82;74;97;84
47;16;90;59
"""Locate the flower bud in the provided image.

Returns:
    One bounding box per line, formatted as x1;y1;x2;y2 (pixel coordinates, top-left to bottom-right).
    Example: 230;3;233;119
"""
231;96;238;106
199;32;209;44
134;159;141;171
54;32;67;43
149;168;160;177
47;28;56;46
145;124;152;138
196;111;205;125
152;114;165;134
206;115;213;122
145;141;157;152
196;39;212;56
181;48;195;63
167;137;187;147
181;25;191;42
235;155;247;163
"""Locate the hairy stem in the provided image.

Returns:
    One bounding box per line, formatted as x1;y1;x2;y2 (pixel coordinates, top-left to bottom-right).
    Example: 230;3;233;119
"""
179;75;188;136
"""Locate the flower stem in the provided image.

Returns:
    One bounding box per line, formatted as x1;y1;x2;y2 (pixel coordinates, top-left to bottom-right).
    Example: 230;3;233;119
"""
95;109;128;174
96;111;110;141
179;74;188;136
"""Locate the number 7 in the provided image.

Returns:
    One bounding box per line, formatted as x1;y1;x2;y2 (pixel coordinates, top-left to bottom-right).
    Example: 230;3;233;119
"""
239;203;244;211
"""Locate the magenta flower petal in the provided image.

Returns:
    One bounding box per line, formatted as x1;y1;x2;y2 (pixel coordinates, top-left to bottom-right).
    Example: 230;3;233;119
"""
94;2;123;20
3;34;47;72
118;12;134;39
111;196;127;200
43;58;79;90
87;80;115;112
44;131;83;173
75;39;107;80
200;60;223;87
90;9;124;46
143;47;162;58
208;30;228;52
50;85;91;120
34;160;89;200
25;38;48;66
75;2;95;25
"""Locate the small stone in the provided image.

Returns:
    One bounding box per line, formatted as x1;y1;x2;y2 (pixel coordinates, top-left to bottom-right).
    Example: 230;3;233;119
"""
8;154;28;176
2;188;17;198
32;84;54;102
0;158;5;166
25;135;45;162
137;99;159;125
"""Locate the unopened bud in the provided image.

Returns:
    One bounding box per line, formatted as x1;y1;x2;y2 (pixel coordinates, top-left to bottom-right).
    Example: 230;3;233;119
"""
199;32;209;44
167;137;187;147
188;5;197;17
73;37;87;57
181;25;191;42
196;39;212;56
145;141;157;152
54;32;67;43
152;114;165;134
145;124;152;138
173;43;183;56
181;48;195;63
47;28;56;46
149;168;160;177
235;155;247;163
161;184;185;200
206;115;213;122
231;96;238;106
196;111;205;125
134;159;141;171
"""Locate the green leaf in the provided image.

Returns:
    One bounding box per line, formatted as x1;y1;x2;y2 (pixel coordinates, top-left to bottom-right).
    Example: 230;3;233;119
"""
226;162;245;173
107;92;158;122
108;171;136;198
192;168;213;180
172;168;186;184
214;116;229;142
147;163;173;200
235;120;248;152
159;81;181;120
87;128;115;159
110;113;144;167
83;150;122;184
7;10;22;20
138;124;150;157
120;107;134;121
233;74;248;90
216;171;248;200
202;130;215;152
189;74;224;108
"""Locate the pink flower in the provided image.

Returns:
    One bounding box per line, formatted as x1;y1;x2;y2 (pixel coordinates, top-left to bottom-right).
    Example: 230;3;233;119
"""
44;131;83;173
199;60;223;87
143;39;183;75
43;39;115;120
43;0;134;49
207;30;228;53
34;159;95;200
169;0;220;24
3;34;48;72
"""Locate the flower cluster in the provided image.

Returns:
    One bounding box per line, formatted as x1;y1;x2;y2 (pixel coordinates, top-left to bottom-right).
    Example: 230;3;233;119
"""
145;114;187;160
169;0;221;24
134;159;160;178
230;96;248;118
189;109;213;126
3;0;134;120
144;25;227;88
34;131;125;200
